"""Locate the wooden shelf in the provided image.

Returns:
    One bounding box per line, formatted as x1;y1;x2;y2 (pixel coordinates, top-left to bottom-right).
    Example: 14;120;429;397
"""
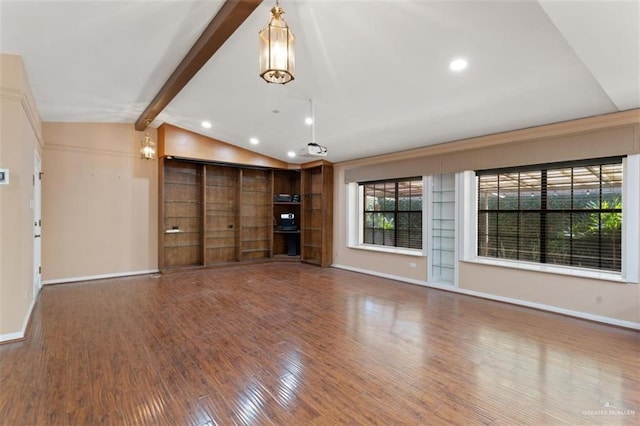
165;243;203;248
165;216;201;219
273;254;301;261
164;181;201;186
164;230;200;234
273;202;300;206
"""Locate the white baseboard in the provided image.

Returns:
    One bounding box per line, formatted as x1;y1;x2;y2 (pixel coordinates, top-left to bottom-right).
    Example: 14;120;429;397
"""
331;263;640;330
43;269;160;285
0;331;24;343
452;287;640;330
0;296;36;343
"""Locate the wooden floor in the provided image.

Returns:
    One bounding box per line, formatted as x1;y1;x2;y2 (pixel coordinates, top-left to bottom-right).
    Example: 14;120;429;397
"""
1;263;638;425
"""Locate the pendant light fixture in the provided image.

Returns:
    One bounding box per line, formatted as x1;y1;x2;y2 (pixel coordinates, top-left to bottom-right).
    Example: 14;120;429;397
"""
259;0;295;84
140;120;156;160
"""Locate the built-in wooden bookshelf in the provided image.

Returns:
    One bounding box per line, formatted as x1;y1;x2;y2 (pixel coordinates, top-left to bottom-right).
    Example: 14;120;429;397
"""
157;124;333;271
162;160;203;268
301;162;333;267
272;170;301;259
240;169;272;261
204;165;238;265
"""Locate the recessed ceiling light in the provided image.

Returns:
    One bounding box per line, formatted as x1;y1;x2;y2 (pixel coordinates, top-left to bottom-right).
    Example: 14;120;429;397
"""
449;58;468;72
305;117;313;125
201;121;212;129
249;137;259;145
287;151;296;158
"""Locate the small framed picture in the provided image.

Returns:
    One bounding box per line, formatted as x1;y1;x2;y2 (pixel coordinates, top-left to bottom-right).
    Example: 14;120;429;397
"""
0;168;9;185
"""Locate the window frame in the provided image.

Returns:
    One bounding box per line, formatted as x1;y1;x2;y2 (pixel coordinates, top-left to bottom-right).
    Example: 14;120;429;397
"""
476;157;623;272
359;177;424;250
460;155;639;283
346;178;425;257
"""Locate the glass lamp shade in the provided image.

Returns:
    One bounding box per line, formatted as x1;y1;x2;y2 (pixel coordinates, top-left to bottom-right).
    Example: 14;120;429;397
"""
141;131;156;160
259;5;295;84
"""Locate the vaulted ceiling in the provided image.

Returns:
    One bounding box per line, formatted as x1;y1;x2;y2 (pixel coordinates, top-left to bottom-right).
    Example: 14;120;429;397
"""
1;0;638;163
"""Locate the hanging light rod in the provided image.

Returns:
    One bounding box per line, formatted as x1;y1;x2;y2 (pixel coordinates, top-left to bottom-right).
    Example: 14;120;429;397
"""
309;99;316;143
299;99;327;157
134;0;263;131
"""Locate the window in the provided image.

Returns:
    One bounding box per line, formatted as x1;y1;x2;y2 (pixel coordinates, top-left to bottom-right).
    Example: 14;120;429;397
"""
477;157;623;272
361;178;423;249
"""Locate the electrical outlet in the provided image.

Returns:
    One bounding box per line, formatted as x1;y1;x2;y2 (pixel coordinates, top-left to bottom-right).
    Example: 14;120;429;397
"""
409;262;416;268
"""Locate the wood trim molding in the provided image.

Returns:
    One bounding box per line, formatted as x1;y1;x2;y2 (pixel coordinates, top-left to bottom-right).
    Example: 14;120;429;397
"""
157;157;166;270
1;87;44;148
134;0;263;131
300;159;333;169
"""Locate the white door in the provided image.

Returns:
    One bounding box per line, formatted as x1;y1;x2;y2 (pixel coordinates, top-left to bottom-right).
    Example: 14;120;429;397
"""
33;151;42;295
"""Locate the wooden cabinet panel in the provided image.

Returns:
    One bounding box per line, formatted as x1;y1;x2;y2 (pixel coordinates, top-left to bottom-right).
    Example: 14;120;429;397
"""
164;201;200;218
205;215;235;230
205;245;236;264
163;246;202;268
272;233;287;255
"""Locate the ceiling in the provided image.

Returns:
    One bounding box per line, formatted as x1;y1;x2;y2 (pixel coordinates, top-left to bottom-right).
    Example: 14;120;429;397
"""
1;0;638;164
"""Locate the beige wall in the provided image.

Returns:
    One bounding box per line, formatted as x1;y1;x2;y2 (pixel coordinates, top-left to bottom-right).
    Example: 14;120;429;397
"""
334;111;640;327
0;54;43;339
459;262;640;323
42;123;158;282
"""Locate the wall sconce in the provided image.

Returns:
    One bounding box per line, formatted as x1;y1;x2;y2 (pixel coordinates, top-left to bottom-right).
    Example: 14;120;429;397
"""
140;122;155;160
259;0;295;84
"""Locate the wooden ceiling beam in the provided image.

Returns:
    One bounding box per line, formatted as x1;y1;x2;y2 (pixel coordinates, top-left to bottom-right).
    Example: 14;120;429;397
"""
134;0;263;131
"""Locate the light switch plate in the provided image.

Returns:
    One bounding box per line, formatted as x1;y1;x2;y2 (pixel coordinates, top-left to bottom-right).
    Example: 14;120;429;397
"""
0;168;9;185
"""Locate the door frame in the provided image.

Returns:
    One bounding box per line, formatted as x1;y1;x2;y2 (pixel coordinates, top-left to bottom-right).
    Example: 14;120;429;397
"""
33;150;42;296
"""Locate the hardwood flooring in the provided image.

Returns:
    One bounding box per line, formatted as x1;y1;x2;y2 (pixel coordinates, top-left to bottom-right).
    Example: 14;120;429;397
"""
1;263;638;425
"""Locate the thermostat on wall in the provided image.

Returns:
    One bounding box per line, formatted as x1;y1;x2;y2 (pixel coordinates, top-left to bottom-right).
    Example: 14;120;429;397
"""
0;168;8;185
